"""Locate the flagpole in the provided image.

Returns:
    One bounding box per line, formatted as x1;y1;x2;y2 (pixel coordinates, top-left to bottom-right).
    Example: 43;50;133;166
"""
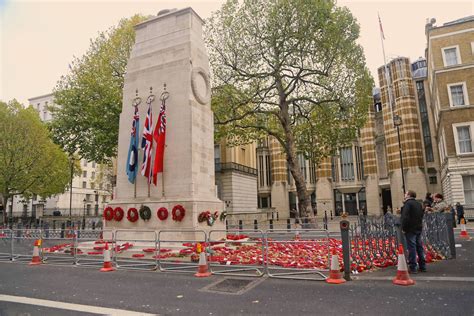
378;13;395;123
160;85;169;199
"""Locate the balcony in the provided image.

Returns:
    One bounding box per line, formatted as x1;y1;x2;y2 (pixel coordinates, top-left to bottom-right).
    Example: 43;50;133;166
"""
215;162;257;176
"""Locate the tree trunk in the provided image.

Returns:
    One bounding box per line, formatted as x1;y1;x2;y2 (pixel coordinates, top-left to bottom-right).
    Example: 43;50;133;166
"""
2;195;8;225
278;98;311;219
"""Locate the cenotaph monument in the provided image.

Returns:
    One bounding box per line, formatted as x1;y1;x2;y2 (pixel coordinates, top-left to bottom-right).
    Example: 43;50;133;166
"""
106;7;225;237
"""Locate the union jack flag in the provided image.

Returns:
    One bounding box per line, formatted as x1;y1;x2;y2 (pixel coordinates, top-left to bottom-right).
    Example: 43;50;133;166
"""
141;100;153;183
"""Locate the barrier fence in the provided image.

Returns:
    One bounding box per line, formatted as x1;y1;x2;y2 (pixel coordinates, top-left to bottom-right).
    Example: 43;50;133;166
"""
0;213;455;281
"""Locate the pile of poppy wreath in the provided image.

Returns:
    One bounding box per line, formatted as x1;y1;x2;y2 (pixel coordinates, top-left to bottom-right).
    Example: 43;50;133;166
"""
198;211;219;226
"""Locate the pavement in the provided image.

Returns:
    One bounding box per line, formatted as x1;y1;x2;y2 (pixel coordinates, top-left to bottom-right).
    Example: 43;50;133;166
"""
0;235;473;315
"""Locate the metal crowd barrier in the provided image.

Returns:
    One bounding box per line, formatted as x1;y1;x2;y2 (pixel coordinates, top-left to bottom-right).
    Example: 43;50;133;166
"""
0;229;12;261
265;229;329;281
12;229;42;263
157;230;206;274
422;213;451;259
208;229;265;277
41;229;76;265
75;229;114;267
114;230;158;271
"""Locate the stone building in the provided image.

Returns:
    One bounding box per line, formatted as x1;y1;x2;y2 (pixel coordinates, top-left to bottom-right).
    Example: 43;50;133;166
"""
425;16;474;207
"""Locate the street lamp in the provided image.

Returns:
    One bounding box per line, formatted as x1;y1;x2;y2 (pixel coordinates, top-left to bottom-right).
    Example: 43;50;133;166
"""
82;198;87;230
393;114;406;195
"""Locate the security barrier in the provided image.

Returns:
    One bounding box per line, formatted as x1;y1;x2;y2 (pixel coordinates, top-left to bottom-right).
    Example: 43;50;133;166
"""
114;230;158;271
265;229;330;281
208;229;265;277
12;229;42;263
0;229;12;261
41;229;77;265
75;229;114;267
157;230;207;274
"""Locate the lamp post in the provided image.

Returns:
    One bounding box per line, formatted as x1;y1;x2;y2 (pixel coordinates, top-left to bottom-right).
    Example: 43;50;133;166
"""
393;114;406;195
82;198;86;230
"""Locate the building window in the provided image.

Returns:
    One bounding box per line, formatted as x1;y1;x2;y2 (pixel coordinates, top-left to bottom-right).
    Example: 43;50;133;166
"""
442;46;460;66
331;156;339;182
258;155;264;187
400;81;409;97
448;83;468;107
82;181;87;189
463;175;474;204
83;160;88;167
355;146;364;180
456;126;473;154
83;170;87;178
91;182;95;189
340;147;354;181
91;171;95;179
265;155;271;186
309;161;316;184
416;81;434;162
92;162;96;168
429;176;437;184
298;154;307;181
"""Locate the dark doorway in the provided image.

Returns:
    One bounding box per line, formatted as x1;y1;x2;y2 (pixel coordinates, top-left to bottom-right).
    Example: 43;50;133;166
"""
344;193;358;215
382;189;392;213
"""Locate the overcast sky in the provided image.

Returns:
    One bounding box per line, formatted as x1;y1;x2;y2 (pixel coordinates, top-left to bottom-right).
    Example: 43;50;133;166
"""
0;0;472;105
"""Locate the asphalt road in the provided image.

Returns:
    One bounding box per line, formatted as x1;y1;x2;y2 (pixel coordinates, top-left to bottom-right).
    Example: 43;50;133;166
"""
0;237;472;316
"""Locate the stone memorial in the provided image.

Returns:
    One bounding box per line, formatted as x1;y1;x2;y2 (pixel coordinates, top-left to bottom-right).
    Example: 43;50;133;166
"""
106;7;225;238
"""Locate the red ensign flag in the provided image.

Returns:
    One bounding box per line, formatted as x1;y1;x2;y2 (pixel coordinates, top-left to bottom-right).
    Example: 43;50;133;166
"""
152;99;166;185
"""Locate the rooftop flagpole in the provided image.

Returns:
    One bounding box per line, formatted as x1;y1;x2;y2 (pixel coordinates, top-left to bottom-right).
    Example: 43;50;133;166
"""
378;13;395;123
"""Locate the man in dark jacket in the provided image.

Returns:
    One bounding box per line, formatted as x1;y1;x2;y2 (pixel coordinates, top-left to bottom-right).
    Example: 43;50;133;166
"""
401;190;426;273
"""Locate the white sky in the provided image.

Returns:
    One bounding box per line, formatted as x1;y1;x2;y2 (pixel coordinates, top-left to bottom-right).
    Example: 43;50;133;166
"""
0;0;472;105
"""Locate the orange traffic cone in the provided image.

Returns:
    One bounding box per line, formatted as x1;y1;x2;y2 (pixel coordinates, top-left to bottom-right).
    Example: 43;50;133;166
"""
30;239;42;265
460;218;470;238
100;242;115;272
194;252;211;277
326;248;346;284
393;245;415;286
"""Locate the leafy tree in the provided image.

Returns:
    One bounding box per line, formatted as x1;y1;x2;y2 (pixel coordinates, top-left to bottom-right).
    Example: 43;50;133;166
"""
50;15;148;163
206;0;373;217
0;100;71;224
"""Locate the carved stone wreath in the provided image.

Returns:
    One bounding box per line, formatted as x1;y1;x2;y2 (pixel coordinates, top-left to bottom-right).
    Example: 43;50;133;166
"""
191;67;211;105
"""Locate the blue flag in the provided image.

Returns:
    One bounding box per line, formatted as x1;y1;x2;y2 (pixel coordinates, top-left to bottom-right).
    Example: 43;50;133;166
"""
126;106;140;183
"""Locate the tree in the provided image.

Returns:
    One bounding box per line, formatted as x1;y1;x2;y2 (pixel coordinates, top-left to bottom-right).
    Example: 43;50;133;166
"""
206;0;373;217
50;15;148;163
0;100;71;224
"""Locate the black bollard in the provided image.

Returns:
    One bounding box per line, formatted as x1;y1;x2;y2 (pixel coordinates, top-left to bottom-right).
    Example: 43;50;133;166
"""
254;219;258;230
340;220;351;281
60;222;65;239
239;220;243;231
330;210;333;220
269;219;274;230
287;218;291;230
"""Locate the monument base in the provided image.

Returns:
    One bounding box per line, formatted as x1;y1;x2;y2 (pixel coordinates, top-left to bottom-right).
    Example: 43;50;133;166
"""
105;198;226;241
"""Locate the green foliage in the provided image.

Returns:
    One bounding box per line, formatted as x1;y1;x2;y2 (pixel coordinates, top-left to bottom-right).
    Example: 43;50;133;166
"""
50;15;148;163
0;100;71;221
207;0;373;163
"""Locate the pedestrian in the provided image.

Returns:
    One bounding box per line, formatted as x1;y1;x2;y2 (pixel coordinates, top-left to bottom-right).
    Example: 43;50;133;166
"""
427;193;448;213
456;202;465;225
401;190;426;273
423;192;433;211
449;204;456;228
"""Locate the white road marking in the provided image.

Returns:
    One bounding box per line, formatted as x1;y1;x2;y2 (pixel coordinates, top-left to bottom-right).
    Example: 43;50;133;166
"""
0;295;157;316
353;276;474;282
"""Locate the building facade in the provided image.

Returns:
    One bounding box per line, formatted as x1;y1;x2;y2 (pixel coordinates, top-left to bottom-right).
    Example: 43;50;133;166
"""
5;94;113;219
426;16;474;207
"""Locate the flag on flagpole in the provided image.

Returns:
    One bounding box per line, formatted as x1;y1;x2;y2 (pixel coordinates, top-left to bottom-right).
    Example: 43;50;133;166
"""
152;99;166;185
378;14;385;40
126;106;140;183
141;101;153;183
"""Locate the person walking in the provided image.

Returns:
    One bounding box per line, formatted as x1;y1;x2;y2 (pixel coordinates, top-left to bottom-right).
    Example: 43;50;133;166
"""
456;202;465;225
401;190;426;273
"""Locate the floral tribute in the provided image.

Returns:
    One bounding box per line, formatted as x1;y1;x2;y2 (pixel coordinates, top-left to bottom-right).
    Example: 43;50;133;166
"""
198;211;219;226
157;207;168;221
139;205;152;221
127;208;139;222
113;207;124;221
172;205;185;222
103;207;114;221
